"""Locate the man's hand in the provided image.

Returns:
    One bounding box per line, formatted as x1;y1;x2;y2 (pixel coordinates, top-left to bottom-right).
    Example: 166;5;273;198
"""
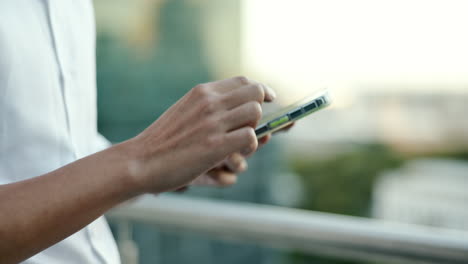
190;122;295;188
189;134;272;187
0;76;278;263
125;76;276;194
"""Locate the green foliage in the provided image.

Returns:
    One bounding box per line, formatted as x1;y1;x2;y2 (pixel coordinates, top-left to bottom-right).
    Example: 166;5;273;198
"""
290;144;404;217
289;252;365;264
413;150;468;162
287;144;404;264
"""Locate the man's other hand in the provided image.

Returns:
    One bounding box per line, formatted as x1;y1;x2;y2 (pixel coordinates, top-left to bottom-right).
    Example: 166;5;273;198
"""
189;122;295;188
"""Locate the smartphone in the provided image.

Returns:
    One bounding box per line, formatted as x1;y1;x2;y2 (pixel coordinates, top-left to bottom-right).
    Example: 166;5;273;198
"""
255;90;332;139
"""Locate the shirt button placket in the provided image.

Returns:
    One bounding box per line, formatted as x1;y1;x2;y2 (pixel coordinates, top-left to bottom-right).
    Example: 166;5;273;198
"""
46;0;76;159
46;1;109;264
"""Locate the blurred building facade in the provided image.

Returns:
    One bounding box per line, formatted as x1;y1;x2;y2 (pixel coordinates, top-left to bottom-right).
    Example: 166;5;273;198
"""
286;90;468;155
372;159;468;231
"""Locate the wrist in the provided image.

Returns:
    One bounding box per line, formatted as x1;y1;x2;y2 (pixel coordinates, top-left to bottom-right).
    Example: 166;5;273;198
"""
108;139;150;196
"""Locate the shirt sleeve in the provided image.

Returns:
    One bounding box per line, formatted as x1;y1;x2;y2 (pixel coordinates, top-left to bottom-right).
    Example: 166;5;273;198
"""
93;133;112;153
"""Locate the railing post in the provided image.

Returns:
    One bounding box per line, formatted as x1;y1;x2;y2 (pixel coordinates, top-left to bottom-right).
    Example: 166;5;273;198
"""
117;220;139;264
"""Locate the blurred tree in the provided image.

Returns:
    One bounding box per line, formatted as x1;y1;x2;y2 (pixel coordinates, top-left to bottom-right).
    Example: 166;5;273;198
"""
96;0;212;142
287;143;404;264
290;144;404;216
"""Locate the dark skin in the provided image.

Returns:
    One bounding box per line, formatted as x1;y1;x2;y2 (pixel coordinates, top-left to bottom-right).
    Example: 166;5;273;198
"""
0;76;293;264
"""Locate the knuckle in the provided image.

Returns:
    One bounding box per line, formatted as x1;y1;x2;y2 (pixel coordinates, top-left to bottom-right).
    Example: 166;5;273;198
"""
193;83;210;97
231;162;242;172
220;175;237;187
219;93;231;106
250;101;262;121
227;155;242;170
200;95;218;114
236;160;247;172
251;83;265;102
245;128;258;152
238;163;247;173
234;75;250;85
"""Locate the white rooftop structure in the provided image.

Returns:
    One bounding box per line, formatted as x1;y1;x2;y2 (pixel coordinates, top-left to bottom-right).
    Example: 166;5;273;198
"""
373;159;468;231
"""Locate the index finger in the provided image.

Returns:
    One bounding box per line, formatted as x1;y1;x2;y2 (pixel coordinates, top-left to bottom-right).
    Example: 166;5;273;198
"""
211;76;276;102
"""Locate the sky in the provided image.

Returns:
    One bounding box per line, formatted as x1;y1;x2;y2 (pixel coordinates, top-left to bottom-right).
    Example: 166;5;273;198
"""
241;0;468;100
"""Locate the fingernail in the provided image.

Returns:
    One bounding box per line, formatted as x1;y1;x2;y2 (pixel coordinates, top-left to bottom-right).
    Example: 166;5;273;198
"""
239;160;248;171
261;84;275;101
267;85;277;100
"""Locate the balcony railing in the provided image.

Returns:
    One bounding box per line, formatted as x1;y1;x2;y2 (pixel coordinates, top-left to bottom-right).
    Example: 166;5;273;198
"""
107;194;468;264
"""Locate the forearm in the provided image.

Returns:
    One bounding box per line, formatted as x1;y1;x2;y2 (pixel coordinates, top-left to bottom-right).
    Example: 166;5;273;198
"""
0;142;140;264
0;76;273;264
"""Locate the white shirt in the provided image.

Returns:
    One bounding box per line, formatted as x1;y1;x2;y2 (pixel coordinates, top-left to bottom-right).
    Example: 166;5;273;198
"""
0;0;121;263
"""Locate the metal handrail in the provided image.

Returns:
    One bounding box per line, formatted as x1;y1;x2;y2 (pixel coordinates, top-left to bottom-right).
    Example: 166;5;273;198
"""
107;194;468;264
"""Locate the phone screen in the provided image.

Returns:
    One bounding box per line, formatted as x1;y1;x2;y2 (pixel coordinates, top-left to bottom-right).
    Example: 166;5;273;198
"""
255;90;331;138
